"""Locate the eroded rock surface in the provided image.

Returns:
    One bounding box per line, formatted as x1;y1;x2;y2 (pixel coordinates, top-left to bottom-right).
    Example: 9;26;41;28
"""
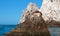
6;3;51;36
40;0;60;22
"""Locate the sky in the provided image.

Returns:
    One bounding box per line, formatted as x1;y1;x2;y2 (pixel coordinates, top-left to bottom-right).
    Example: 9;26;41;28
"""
0;0;43;25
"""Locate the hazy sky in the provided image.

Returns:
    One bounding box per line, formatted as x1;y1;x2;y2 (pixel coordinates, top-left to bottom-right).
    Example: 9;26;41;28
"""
0;0;43;25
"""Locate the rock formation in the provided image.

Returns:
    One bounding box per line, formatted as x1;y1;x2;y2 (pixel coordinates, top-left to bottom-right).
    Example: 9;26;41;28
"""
40;0;60;23
20;2;38;23
6;3;51;36
5;0;60;36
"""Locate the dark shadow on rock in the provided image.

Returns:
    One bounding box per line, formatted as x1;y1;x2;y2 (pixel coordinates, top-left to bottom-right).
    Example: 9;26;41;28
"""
47;20;60;27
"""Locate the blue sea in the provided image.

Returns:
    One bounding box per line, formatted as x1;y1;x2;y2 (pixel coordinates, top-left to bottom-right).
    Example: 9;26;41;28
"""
0;25;17;36
0;25;60;36
48;26;60;36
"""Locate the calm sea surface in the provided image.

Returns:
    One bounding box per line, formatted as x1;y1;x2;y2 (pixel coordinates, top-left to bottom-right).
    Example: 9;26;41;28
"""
48;26;60;36
0;25;60;36
0;25;17;36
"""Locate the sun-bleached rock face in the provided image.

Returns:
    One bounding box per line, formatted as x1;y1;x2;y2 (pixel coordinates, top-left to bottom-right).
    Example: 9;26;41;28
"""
40;0;60;22
26;2;38;12
20;2;38;23
20;0;60;24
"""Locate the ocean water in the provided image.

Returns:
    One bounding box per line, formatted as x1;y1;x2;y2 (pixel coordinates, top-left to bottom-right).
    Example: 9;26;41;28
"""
0;25;60;36
48;26;60;36
0;25;17;36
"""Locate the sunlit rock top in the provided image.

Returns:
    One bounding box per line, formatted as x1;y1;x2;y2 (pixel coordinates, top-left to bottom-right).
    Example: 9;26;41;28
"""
20;2;39;23
40;0;60;22
20;0;60;24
